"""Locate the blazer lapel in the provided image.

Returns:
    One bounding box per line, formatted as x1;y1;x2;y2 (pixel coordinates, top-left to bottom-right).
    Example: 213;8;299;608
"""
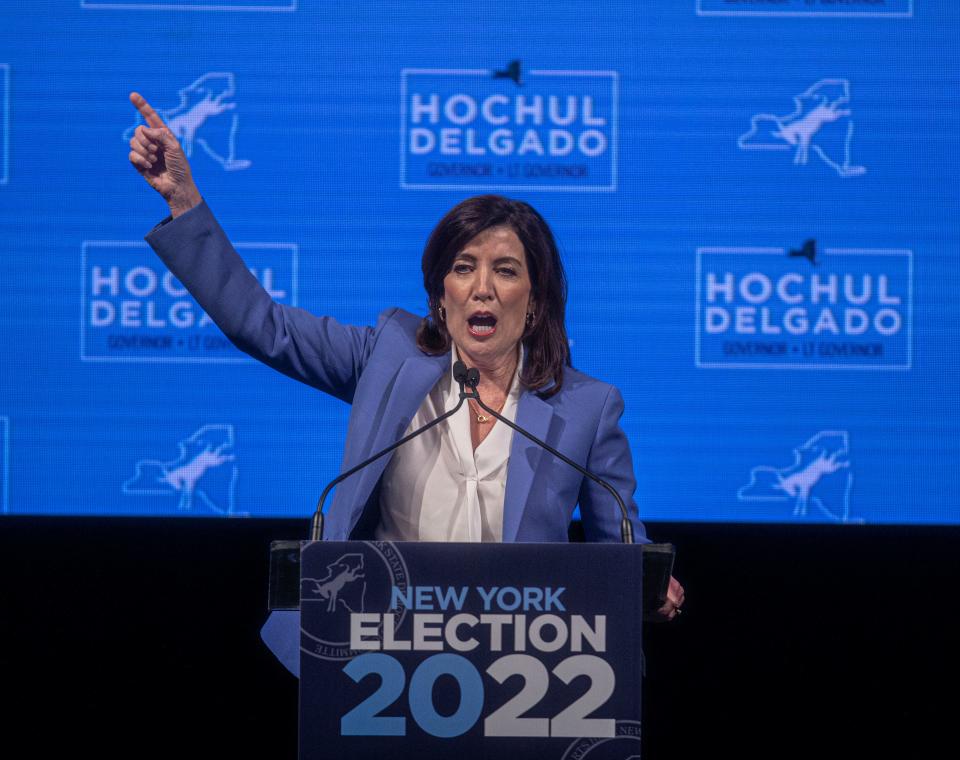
502;389;554;542
349;353;448;516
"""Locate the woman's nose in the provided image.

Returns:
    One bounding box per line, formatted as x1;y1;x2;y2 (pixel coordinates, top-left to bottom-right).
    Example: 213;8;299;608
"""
473;267;493;299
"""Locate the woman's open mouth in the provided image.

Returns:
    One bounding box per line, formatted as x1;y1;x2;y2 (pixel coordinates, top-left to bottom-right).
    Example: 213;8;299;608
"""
467;313;497;337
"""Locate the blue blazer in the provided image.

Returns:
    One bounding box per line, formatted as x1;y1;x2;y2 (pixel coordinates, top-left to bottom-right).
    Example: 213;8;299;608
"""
147;202;648;674
147;201;647;545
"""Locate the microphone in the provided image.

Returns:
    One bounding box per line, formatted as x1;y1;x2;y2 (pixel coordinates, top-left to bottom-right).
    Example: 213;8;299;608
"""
308;360;474;540
463;368;636;544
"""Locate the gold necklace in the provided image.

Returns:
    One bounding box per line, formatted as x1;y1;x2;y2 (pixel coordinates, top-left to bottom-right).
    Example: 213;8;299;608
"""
470;397;505;424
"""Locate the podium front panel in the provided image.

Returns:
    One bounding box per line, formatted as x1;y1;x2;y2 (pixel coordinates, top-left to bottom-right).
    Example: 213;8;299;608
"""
299;540;644;760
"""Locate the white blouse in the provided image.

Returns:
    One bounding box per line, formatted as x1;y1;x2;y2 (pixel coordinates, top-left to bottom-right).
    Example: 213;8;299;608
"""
375;350;521;542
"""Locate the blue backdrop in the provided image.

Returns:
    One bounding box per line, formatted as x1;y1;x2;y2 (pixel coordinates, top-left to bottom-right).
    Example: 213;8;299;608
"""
1;1;957;524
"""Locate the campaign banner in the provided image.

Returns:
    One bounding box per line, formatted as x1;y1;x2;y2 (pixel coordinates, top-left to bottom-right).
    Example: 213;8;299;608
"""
81;241;297;363
299;541;644;760
696;0;912;17
80;0;297;10
695;245;912;369
1;2;957;523
0;64;8;184
400;66;618;191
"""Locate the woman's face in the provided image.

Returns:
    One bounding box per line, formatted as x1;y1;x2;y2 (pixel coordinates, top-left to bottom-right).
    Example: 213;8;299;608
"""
440;225;534;373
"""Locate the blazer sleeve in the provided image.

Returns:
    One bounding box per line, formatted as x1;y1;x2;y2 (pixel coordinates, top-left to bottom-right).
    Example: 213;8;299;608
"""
577;385;650;544
145;201;374;403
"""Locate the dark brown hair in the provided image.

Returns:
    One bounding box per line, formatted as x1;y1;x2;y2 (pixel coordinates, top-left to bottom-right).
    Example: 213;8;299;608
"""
416;195;570;395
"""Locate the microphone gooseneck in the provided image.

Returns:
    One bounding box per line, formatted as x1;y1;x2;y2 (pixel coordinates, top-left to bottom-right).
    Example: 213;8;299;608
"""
308;360;635;545
464;370;635;545
309;361;475;540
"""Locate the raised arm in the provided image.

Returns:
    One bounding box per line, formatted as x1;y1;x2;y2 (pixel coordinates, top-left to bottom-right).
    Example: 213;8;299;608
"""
127;92;374;401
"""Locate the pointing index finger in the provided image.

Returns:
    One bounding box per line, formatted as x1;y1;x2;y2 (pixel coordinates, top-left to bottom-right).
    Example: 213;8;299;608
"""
129;91;167;130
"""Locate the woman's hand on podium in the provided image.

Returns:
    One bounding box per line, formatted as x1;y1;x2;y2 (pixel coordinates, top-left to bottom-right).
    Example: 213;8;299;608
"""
127;92;202;218
652;575;685;623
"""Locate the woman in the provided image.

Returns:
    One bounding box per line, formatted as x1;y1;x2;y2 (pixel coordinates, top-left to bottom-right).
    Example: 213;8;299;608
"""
127;92;684;621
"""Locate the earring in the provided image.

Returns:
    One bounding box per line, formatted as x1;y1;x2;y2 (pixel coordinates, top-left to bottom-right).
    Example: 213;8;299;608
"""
526;311;535;325
438;305;446;323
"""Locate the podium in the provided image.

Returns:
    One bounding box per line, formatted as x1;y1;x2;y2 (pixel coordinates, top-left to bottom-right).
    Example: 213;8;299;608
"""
264;539;674;760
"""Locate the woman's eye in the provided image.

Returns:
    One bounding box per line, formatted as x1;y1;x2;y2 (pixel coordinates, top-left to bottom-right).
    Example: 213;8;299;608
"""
452;263;472;274
497;267;517;277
